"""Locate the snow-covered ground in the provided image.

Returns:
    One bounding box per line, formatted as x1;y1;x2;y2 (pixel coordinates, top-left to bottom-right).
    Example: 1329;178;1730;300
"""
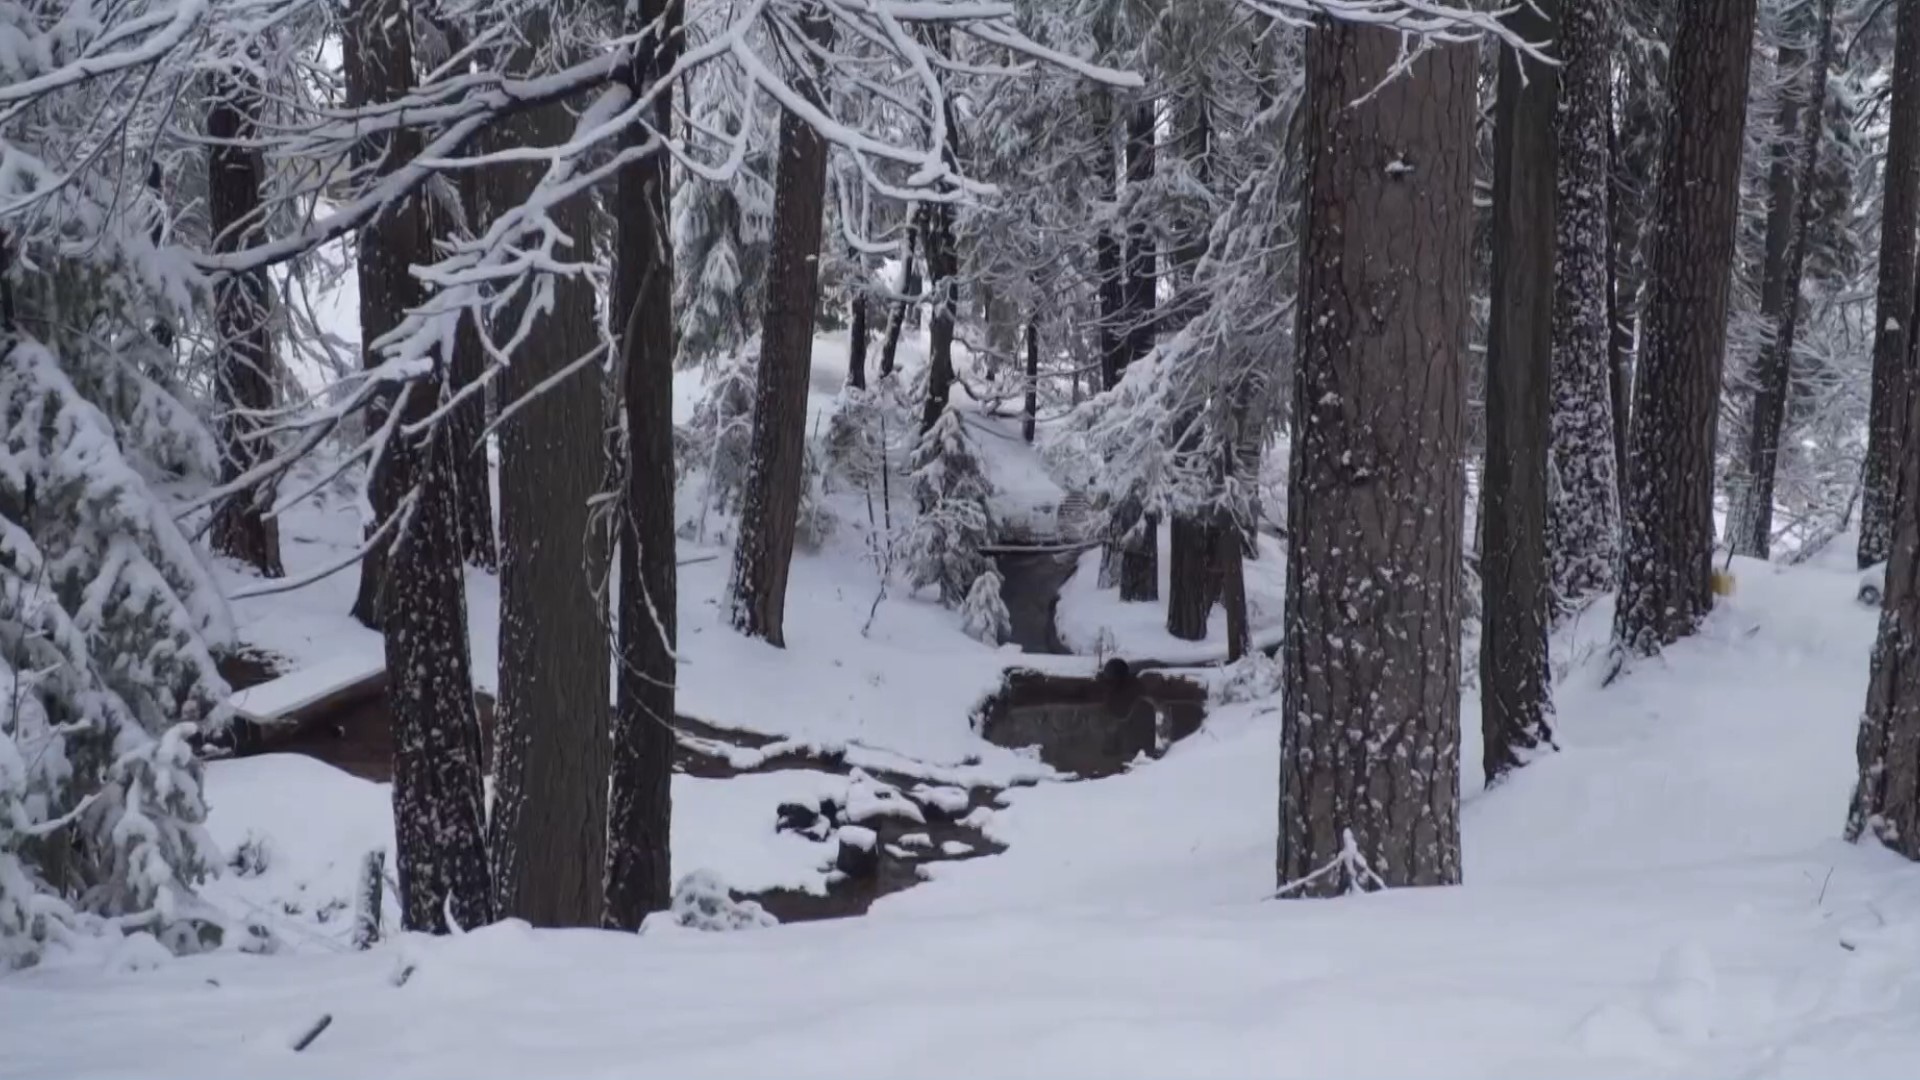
9;332;1920;1077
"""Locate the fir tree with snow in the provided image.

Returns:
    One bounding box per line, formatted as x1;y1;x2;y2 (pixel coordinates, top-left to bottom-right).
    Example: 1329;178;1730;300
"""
903;405;993;607
960;570;1011;645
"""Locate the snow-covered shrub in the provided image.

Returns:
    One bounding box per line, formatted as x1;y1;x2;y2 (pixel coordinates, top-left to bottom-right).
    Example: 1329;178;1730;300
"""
681;344;760;531
961;570;1011;645
2;339;232;968
671;870;776;932
672;90;773;367
903;406;994;606
1214;651;1281;704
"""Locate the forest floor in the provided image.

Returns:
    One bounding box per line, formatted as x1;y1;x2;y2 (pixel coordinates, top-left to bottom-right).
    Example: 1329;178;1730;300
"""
7;336;1920;1077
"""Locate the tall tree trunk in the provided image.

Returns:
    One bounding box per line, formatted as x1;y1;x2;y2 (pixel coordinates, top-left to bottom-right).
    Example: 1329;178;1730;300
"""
1119;102;1158;603
847;254;869;391
1613;0;1759;658
1022;317;1039;443
1483;0;1558;787
878;207;918;379
1733;0;1836;559
344;0;491;933
919;196;958;434
1216;502;1249;662
1167;89;1216;640
1278;20;1472;896
1860;0;1920;570
727;19;832;646
206;72;285;579
1605;107;1634;492
603;0;681;931
1547;0;1620;610
435;22;498;572
485;32;612;929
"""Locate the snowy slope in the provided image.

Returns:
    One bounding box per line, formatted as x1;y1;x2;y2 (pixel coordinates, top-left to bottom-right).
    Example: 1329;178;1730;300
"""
10;531;1920;1077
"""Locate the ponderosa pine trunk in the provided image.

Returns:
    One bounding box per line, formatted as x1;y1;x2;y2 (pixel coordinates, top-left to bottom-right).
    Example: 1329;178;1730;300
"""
848;256;869;391
206;71;285;579
1022;318;1038;444
1547;0;1620;610
1167;89;1216;642
727;29;832;646
1119;102;1158;603
603;0;680;931
344;0;491;932
1482;0;1557;787
918;196;958;434
1732;0;1835;559
1848;325;1920;856
485;31;611;928
1278;20;1472;896
1613;0;1759;658
1860;0;1920;570
879;208;918;379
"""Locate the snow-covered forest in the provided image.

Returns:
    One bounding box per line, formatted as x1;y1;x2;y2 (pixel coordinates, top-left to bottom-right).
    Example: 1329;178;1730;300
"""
9;0;1920;1073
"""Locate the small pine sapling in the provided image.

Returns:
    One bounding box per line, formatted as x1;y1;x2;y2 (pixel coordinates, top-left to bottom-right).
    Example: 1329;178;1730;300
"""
961;570;1011;645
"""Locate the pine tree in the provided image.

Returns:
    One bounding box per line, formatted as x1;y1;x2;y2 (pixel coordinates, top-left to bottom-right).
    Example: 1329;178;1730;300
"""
343;0;491;934
961;570;1012;645
1483;0;1557;786
1547;0;1621;607
484;17;611;929
1613;0;1759;657
1279;19;1473;895
727;11;834;647
905;406;994;607
1860;0;1920;570
205;69;285;579
603;0;681;932
1730;0;1838;559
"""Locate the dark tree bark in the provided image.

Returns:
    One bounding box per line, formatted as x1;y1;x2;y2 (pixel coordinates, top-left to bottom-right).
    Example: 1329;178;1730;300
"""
1216;503;1249;662
918;195;958;434
1022;317;1039;443
435;22;498;573
484;31;611;929
726;24;833;646
1612;0;1759;657
1605;106;1634;492
879;208;919;379
1548;0;1620;609
1860;0;1920;570
1732;0;1836;559
1167;90;1217;641
343;0;491;933
847;255;868;391
1849;330;1920;856
206;72;285;579
1483;0;1557;787
1278;21;1472;896
602;0;680;931
1118;102;1158;603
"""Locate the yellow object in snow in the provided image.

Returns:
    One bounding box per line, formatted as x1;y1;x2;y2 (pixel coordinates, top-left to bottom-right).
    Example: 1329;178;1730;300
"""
1711;569;1737;597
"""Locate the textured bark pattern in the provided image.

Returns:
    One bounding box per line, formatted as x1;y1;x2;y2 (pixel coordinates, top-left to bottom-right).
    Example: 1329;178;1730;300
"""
486;45;612;928
1547;0;1619;608
1166;514;1215;641
879;210;917;379
1279;23;1472;894
1483;0;1558;787
1022;319;1038;444
384;421;495;934
1733;1;1835;559
603;0;679;930
343;0;493;933
918;196;958;434
1850;354;1920;854
437;17;497;571
1613;0;1758;657
1118;103;1158;602
1216;509;1249;662
847;276;868;390
206;73;284;579
728;96;831;645
1861;0;1920;570
344;0;422;632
